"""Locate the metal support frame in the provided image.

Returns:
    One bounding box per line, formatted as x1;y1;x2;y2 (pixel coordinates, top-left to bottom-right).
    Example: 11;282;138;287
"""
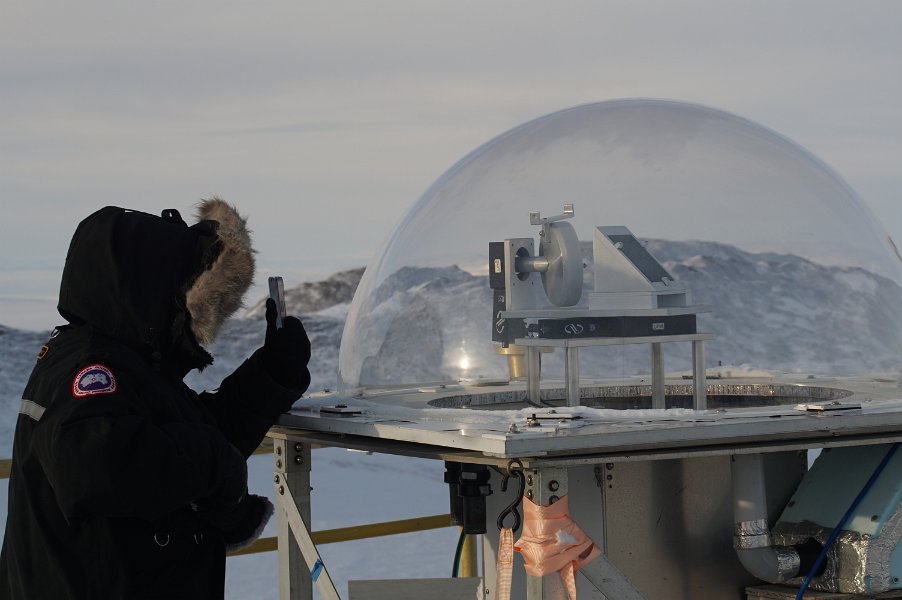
521;334;709;413
651;342;665;409
275;440;341;600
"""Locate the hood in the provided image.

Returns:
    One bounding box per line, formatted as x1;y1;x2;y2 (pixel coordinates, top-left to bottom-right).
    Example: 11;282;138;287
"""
58;198;255;371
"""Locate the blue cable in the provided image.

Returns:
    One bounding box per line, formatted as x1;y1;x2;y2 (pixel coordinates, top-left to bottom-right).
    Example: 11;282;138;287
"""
795;443;900;600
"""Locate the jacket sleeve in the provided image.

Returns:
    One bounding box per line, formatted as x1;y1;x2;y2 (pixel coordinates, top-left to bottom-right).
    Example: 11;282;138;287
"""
197;348;304;458
32;375;245;522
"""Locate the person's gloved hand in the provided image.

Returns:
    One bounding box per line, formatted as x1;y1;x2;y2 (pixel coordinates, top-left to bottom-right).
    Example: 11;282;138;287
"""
194;491;274;553
262;297;311;393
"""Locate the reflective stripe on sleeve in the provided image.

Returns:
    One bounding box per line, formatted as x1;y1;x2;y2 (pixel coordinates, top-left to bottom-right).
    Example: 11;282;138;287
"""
19;399;46;422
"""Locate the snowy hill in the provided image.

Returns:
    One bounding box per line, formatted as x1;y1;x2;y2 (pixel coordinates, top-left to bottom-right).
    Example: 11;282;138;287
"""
244;268;365;318
344;239;902;389
650;239;902;374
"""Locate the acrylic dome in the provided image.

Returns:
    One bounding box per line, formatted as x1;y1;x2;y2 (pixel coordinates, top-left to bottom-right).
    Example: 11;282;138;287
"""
338;99;902;394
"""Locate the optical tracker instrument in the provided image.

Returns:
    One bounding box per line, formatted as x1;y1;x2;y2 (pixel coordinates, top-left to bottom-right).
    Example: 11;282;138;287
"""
489;204;712;408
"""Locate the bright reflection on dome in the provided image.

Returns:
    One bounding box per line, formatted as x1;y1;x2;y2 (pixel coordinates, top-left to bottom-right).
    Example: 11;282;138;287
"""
338;99;902;395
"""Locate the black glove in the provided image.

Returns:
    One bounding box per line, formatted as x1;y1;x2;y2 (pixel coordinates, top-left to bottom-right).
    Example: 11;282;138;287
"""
262;297;311;392
194;491;274;553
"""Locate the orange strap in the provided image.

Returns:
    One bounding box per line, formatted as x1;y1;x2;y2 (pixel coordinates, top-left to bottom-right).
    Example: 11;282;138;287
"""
496;527;514;600
514;495;602;600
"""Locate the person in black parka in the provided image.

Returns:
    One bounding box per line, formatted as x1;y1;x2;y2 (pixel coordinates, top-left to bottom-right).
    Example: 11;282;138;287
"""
0;199;310;599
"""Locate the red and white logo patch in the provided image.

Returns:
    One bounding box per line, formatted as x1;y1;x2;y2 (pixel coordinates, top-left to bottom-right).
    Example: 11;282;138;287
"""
72;364;117;397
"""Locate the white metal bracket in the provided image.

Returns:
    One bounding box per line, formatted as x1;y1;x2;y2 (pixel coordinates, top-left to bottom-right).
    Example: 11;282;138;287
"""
274;439;342;600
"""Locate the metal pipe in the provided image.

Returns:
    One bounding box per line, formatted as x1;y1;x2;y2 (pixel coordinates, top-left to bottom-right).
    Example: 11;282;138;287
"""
731;454;801;583
229;513;456;557
460;531;479;578
515;255;550;273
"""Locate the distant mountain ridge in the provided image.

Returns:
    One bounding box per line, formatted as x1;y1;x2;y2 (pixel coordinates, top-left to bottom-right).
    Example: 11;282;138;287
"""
4;239;902;452
244;268;365;318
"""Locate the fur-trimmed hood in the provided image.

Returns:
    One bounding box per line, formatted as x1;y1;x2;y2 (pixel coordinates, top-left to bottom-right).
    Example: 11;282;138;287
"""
186;198;255;345
57;199;254;371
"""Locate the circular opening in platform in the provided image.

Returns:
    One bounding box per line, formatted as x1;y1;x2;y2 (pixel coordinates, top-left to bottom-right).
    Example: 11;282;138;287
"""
427;383;853;411
339;99;902;395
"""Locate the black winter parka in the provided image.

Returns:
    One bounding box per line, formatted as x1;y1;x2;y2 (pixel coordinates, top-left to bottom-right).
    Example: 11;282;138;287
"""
0;207;303;599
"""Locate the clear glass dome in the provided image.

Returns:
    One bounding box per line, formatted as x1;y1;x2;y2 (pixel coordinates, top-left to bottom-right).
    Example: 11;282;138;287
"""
338;99;902;394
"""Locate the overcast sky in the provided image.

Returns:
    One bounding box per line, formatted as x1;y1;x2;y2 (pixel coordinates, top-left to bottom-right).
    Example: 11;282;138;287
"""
2;1;901;330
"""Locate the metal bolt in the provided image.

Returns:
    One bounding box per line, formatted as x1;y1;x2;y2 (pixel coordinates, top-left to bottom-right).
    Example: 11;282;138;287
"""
894;577;900;584
276;459;283;469
274;475;280;483
276;446;283;456
549;495;560;504
872;515;880;522
526;490;534;500
548;481;560;492
606;474;613;481
294;443;303;452
278;485;285;495
526;475;534;486
606;463;614;470
295;455;304;465
485;589;490;596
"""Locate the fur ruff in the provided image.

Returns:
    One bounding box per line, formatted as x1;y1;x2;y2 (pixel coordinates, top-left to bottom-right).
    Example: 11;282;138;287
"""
186;198;255;345
224;496;274;554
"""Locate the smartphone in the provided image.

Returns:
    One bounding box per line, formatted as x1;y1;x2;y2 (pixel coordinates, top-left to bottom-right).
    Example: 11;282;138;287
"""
268;276;286;329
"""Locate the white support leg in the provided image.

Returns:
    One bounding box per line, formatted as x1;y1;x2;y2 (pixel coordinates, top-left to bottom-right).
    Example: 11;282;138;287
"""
527;346;542;405
275;440;313;600
565;346;580;407
651;343;665;410
692;340;707;410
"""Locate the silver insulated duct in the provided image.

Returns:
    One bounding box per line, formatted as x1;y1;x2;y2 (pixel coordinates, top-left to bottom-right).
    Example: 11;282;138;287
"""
732;453;803;583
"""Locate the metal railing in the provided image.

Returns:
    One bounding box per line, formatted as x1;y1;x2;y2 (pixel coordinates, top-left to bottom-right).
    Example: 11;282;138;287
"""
228;513;453;557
